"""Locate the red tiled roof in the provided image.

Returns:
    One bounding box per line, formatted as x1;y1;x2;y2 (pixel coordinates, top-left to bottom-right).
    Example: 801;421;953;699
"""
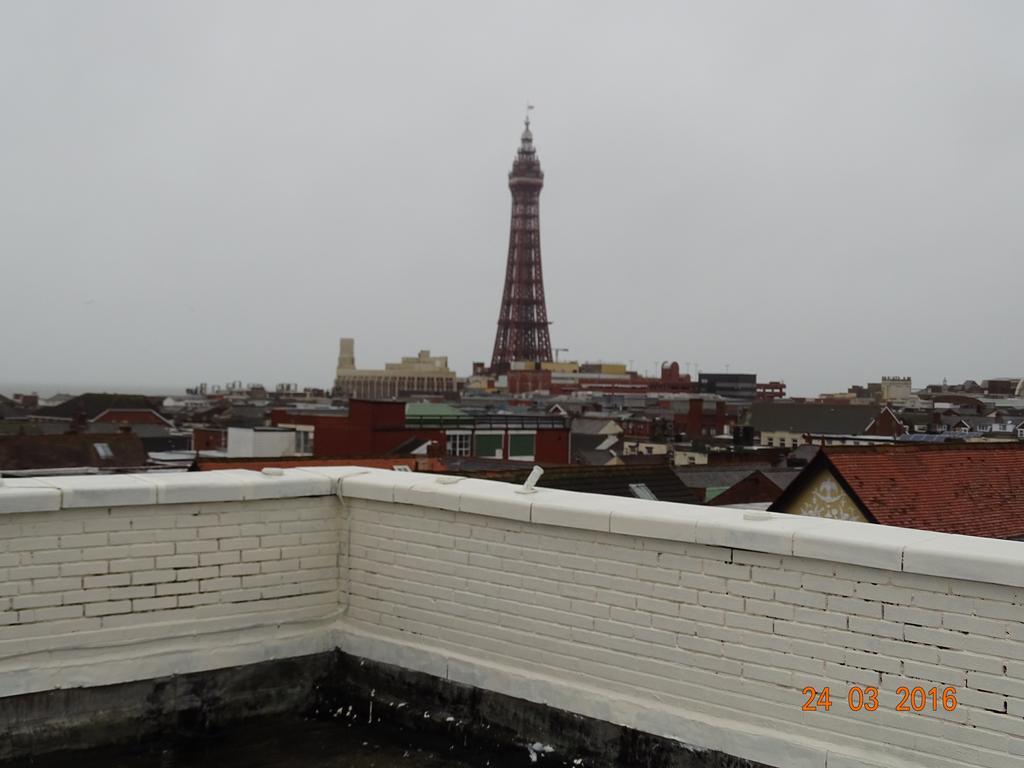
823;443;1024;539
707;471;785;507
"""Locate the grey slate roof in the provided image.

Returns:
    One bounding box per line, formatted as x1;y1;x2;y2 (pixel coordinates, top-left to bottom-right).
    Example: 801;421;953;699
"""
570;417;621;435
33;393;164;420
576;449;619;466
570;433;622;464
671;466;766;490
761;469;802;490
748;402;879;435
899;412;936;426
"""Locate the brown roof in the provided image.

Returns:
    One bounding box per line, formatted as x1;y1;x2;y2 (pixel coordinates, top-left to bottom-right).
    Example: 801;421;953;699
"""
0;433;148;471
707;471;786;507
33;393;164;420
771;443;1024;539
92;408;174;426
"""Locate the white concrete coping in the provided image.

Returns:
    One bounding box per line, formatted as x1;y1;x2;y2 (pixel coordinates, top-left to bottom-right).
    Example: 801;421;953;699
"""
144;471;252;504
609;496;703;541
693;508;831;556
454;477;533;522
0;467;1022;588
368;474;533;522
0;478;62;514
292;465;374;492
29;474;159;508
530;488;615;532
341;469;434;503
902;532;1024;586
228;468;333;500
393;475;464;512
0;466;358;510
792;517;942;571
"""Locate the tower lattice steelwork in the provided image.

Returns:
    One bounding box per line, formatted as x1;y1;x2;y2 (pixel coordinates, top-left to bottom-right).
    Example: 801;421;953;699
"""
490;116;553;373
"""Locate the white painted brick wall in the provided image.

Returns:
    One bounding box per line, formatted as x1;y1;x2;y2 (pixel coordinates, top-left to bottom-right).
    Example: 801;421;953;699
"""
333;472;1024;768
1;467;1023;768
0;492;343;672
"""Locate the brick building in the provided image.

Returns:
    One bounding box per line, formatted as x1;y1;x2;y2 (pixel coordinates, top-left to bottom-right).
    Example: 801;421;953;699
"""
334;338;458;399
271;400;569;463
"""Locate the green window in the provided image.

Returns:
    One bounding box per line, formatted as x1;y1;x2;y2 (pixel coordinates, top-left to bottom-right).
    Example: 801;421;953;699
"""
474;433;502;458
509;433;535;457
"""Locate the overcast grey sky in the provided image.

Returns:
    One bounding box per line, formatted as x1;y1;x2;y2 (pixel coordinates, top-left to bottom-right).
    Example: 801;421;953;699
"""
2;1;1022;396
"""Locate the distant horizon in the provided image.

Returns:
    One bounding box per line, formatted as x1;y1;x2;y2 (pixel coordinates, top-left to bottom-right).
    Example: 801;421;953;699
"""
2;368;1016;403
0;382;191;399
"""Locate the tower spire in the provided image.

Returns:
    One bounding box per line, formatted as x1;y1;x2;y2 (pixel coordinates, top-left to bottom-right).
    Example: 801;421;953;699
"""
520;105;534;148
490;113;554;374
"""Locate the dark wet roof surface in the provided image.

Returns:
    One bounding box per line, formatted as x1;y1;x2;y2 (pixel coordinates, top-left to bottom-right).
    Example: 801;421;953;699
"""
0;715;541;768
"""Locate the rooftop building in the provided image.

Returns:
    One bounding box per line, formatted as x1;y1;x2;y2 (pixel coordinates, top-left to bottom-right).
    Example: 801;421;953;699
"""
272;399;569;463
748;400;882;448
333;338;457;399
698;372;756;403
771;442;1024;539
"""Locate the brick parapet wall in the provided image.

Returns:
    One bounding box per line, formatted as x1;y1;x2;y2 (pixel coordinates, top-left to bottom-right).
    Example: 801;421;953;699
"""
0;468;1022;767
0;469;353;695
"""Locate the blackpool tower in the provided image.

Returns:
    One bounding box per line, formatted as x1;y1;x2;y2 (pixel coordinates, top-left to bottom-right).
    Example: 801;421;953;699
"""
489;114;553;374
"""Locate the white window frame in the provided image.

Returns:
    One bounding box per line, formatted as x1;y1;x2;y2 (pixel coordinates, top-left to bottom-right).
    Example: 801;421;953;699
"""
507;429;536;461
446;430;471;457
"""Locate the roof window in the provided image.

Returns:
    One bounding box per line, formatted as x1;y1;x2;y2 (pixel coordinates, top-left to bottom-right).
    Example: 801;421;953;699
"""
628;482;657;501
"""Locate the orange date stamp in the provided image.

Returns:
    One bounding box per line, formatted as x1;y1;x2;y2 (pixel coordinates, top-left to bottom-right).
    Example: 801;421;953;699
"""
802;686;958;712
